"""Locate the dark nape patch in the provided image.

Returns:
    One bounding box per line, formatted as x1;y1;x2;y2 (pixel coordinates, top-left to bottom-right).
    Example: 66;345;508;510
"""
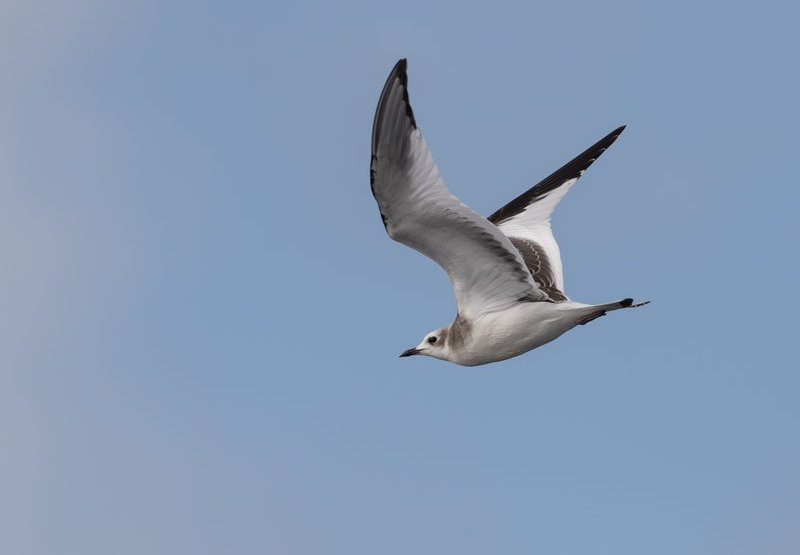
620;298;633;307
448;314;471;349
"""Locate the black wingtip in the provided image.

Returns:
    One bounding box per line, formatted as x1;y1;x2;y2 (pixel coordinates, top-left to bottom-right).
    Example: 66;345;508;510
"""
597;125;626;150
387;59;408;84
371;59;416;192
487;124;628;225
373;58;416;139
395;59;416;129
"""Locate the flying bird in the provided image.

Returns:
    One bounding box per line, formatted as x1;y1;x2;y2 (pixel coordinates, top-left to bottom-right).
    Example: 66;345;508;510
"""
370;59;648;366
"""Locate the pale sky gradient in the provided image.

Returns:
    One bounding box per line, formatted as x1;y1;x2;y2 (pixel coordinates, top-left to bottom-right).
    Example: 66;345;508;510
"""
2;1;799;554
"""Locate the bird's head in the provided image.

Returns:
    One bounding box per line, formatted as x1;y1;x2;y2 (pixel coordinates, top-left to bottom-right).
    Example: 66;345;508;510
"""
399;326;451;362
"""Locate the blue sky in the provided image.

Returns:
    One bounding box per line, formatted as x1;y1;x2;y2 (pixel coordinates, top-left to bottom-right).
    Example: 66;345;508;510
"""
2;1;799;553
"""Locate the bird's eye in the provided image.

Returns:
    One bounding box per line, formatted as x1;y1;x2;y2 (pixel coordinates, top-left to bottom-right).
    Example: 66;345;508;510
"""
427;336;437;344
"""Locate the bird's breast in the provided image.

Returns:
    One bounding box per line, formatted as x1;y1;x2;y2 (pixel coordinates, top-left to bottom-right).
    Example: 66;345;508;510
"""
451;303;579;366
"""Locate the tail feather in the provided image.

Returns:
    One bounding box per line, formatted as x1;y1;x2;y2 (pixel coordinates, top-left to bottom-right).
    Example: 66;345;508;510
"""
620;298;651;309
575;298;650;325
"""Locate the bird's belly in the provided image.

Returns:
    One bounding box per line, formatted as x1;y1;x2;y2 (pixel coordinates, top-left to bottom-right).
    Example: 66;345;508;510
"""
455;304;579;366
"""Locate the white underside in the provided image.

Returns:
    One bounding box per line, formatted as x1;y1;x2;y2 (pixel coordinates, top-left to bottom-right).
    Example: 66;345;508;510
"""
448;301;621;366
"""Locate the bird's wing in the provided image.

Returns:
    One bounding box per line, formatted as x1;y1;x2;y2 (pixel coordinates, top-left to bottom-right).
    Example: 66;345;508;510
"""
371;60;548;318
488;126;626;300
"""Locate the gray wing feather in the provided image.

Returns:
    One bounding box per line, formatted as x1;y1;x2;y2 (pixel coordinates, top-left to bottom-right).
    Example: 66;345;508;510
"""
371;60;549;316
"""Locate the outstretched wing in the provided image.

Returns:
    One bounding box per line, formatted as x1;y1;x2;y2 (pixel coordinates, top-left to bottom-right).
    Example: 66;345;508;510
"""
488;126;626;300
371;59;549;317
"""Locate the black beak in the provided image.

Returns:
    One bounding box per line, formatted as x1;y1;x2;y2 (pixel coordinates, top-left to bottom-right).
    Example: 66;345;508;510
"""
399;347;421;358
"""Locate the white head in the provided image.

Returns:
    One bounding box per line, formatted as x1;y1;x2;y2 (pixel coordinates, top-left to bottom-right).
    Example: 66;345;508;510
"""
399;326;452;362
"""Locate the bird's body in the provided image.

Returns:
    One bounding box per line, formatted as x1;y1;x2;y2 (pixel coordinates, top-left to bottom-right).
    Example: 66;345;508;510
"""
422;300;635;367
370;60;648;366
443;303;575;366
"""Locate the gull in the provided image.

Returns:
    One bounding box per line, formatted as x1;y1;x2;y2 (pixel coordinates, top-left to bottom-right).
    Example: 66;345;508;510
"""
370;59;648;366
